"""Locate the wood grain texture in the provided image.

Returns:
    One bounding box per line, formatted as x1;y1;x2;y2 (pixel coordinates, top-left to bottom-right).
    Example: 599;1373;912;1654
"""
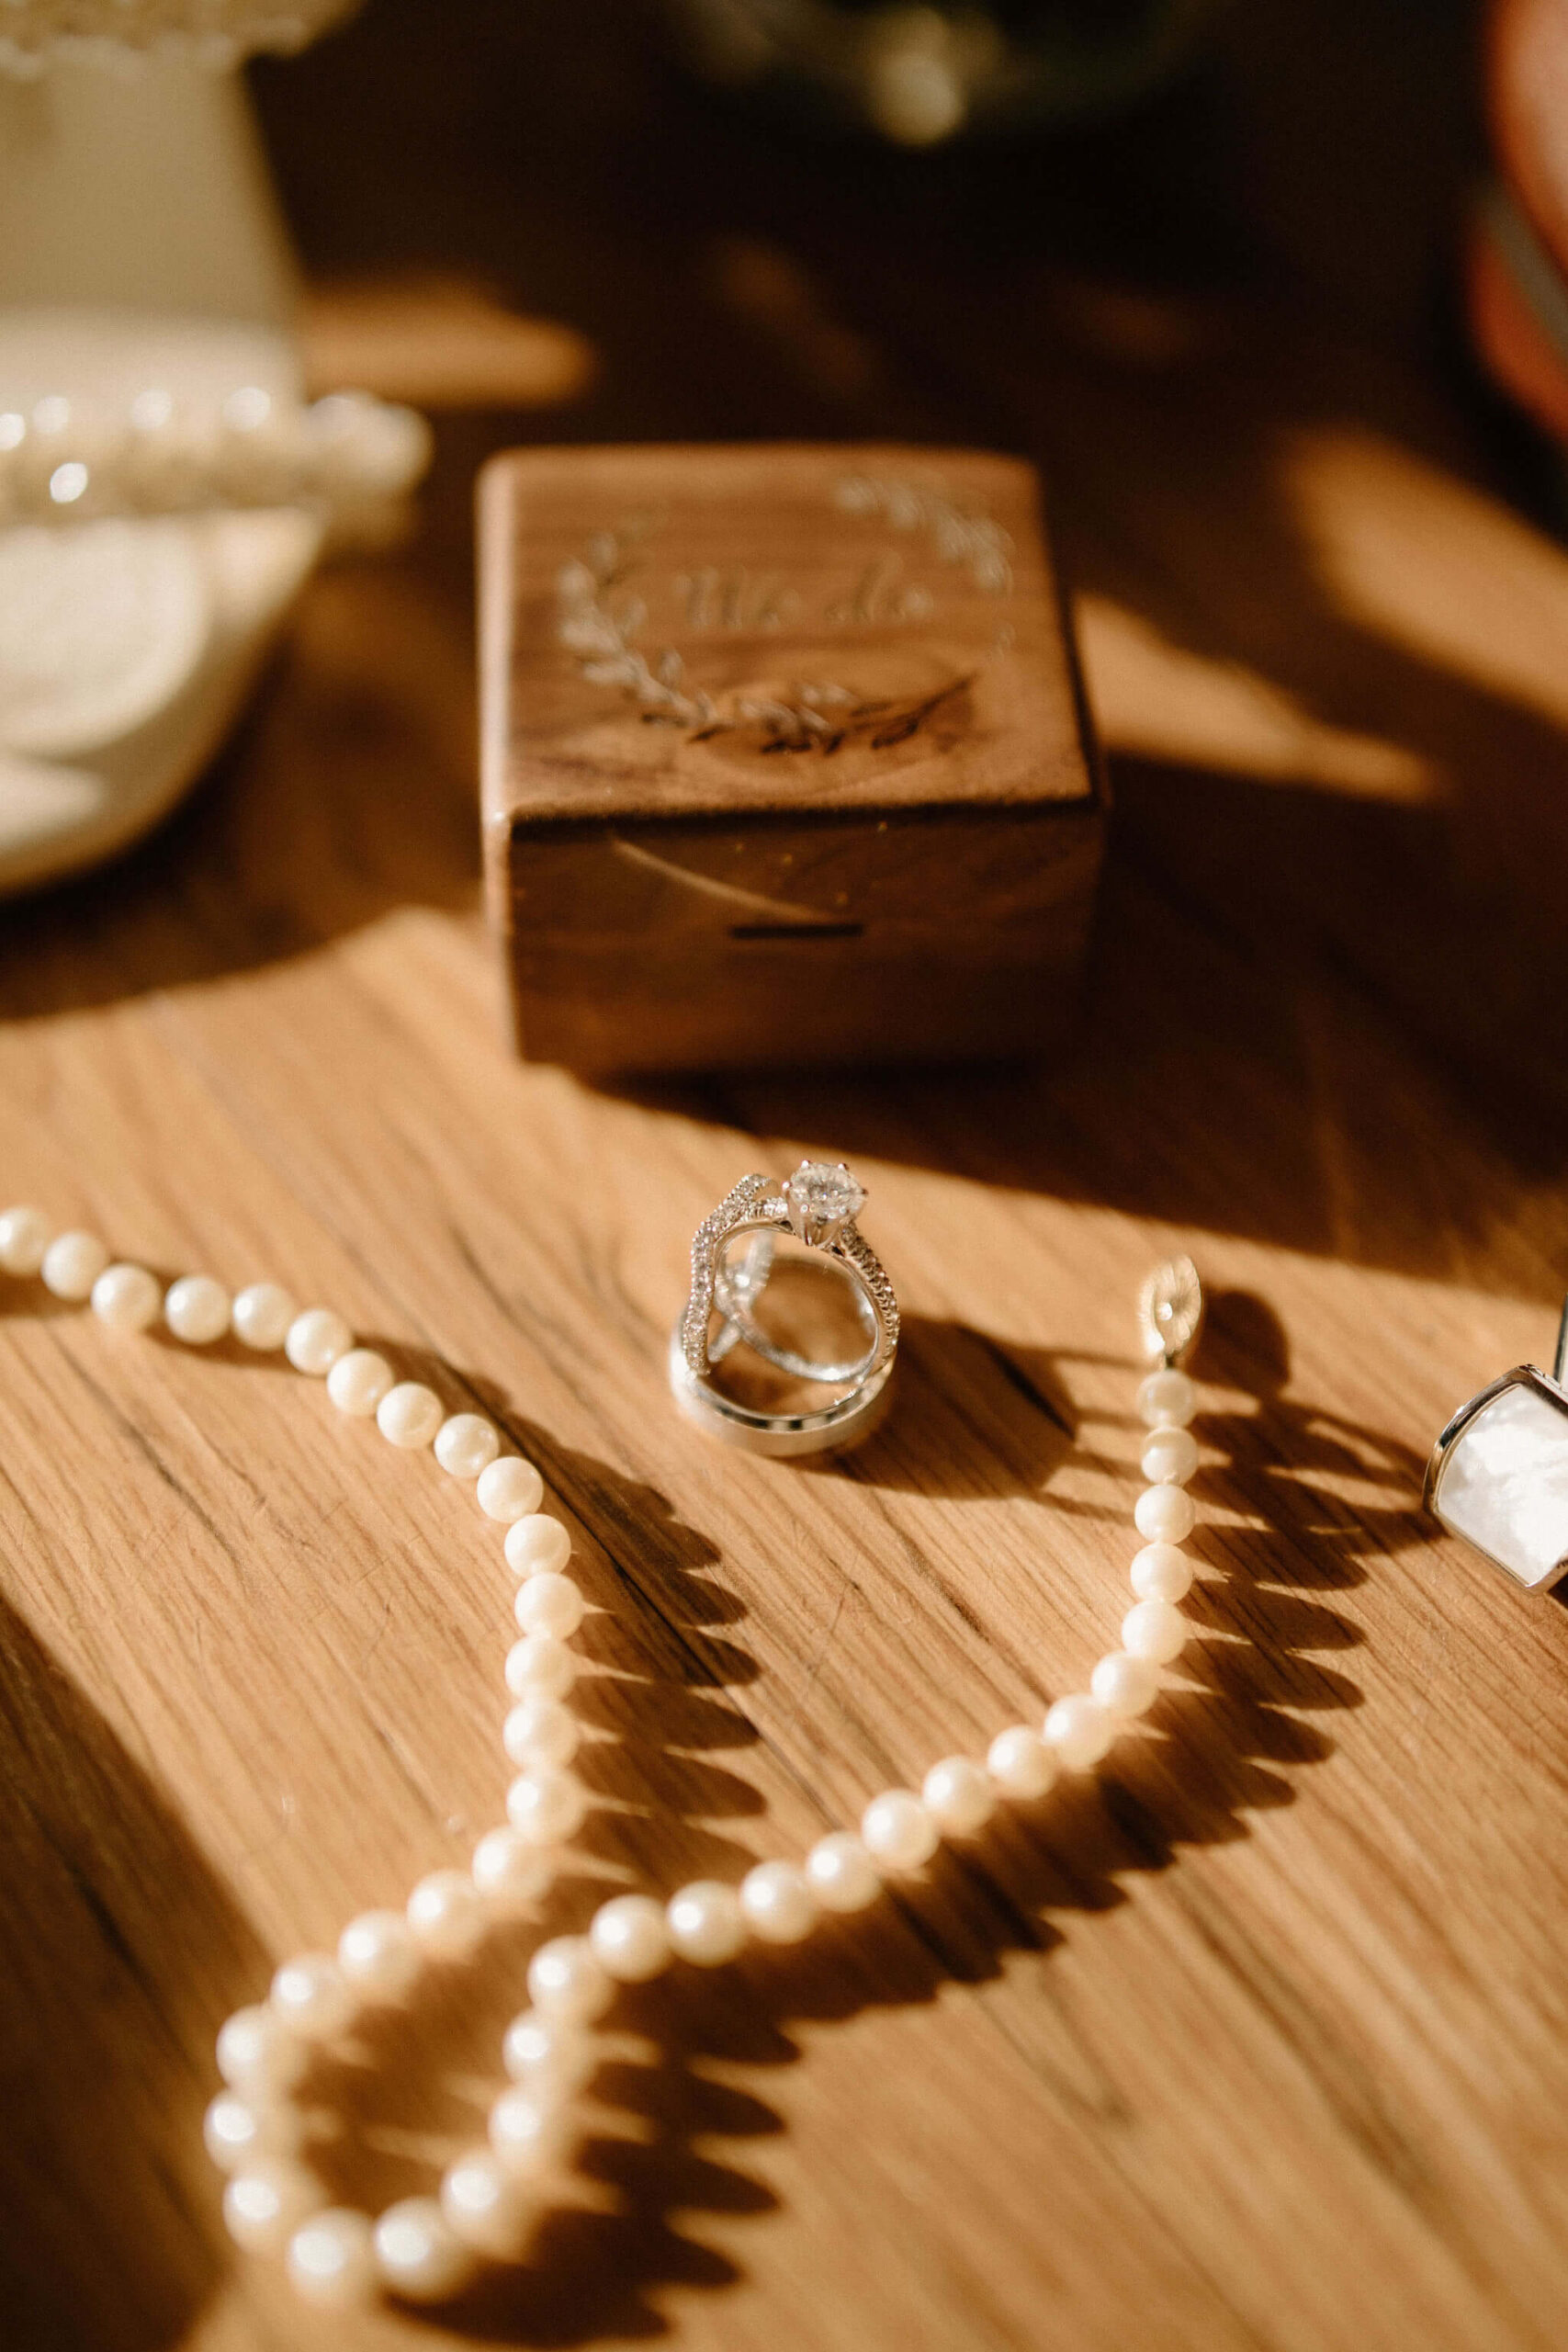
6;3;1568;2347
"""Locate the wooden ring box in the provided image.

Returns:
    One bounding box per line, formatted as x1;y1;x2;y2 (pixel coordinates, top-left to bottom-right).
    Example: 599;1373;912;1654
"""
479;443;1105;1074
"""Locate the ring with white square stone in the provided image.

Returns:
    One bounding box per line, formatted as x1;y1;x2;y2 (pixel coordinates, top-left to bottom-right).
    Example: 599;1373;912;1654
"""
671;1160;899;1455
1426;1304;1568;1593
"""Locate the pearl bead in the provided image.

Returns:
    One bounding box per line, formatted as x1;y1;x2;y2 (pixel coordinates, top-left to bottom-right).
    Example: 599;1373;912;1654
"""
441;2145;536;2257
287;2208;378;2308
502;2009;596;2094
270;1952;354;2041
1089;1651;1162;1716
1043;1693;1117;1770
223;2159;322;2254
502;1693;580;1770
1141;1424;1199;1485
1122;1597;1189;1664
986;1725;1058;1799
666;1880;747;1964
921;1756;995;1838
471;1826;553;1907
407;1870;486;1956
337;1909;421;2000
0;1204;51;1274
504;1513;573;1578
527;1933;613;2022
1137;1367;1196;1428
506;1768;587;1846
285;1306;353;1375
41;1229;108;1300
434;1412;500;1479
513;1570;584;1640
164;1273;231;1344
590;1892;672;1981
489;2085;567;2175
477;1454;544;1523
203;2090;301;2171
216;2004;309;2096
231;1282;297;1351
861;1789;939;1871
1131;1542;1193;1603
326;1347;394;1417
504;1633;577;1701
91;1261;161;1331
1134;1484;1196;1544
804;1831;882;1912
377;1381;443;1449
373;2197;473;2302
204;2093;258;2170
739;1860;818;1944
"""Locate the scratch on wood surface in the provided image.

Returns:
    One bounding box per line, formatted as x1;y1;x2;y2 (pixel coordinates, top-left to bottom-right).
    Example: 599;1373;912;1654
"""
609;834;831;925
780;1576;851;1744
369;1717;452;1827
1143;1820;1439;2211
56;1348;244;1575
973;1335;1077;1439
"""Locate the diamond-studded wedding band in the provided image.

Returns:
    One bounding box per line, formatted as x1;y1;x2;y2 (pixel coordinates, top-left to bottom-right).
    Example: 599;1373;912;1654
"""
669;1160;899;1456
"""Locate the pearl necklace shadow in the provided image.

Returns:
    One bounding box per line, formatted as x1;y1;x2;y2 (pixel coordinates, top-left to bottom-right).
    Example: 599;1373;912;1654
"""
0;1207;1371;2332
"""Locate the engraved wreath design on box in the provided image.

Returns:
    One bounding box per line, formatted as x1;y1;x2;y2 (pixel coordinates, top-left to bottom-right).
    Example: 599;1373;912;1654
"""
556;472;1016;755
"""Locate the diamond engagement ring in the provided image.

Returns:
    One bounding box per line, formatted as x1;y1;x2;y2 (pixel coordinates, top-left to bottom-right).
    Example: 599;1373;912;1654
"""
670;1161;899;1455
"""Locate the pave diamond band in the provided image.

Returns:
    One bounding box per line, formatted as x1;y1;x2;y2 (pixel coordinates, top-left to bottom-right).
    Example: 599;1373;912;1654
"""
671;1161;899;1456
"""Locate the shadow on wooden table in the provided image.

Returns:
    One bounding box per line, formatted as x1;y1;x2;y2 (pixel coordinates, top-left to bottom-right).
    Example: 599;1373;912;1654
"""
0;1589;267;2352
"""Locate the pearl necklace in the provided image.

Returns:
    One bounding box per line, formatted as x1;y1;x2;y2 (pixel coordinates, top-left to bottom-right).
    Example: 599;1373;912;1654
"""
0;0;354;75
0;1202;1208;2312
0;387;430;529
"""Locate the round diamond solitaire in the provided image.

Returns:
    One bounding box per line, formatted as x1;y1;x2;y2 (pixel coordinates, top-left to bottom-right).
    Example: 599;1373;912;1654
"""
783;1160;866;1248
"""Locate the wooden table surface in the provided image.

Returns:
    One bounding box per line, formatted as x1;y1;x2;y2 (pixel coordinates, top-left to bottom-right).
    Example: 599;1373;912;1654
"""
6;4;1568;2347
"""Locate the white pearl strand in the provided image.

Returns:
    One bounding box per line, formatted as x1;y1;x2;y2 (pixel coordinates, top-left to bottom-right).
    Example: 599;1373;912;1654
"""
1;1203;1207;2310
0;388;430;529
0;0;353;77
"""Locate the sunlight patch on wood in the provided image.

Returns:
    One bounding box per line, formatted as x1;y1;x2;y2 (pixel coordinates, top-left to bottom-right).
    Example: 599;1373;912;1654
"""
302;275;597;412
1076;591;1434;802
1284;424;1568;736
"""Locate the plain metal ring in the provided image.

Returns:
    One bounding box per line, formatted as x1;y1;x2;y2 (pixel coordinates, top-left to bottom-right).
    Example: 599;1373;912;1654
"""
668;1321;897;1456
711;1241;880;1385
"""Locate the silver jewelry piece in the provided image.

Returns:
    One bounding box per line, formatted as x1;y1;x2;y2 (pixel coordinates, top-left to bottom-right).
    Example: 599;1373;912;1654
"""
670;1161;899;1455
1137;1255;1204;1369
1426;1295;1568;1592
710;1233;880;1385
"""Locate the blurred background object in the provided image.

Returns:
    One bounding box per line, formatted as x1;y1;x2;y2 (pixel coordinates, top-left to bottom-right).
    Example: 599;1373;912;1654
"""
1466;0;1568;493
0;0;429;898
664;0;1225;145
